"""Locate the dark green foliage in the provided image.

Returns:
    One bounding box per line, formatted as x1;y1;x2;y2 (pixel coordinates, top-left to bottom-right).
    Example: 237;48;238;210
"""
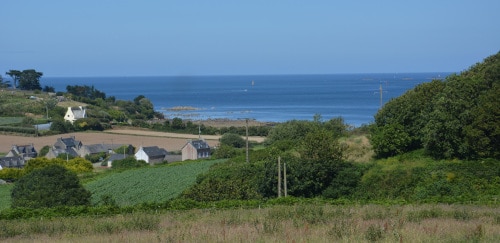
171;117;184;129
57;153;77;160
321;162;367;199
212;144;242;159
50;120;74;133
370;123;412;158
5;70;21;88
66;85;106;100
371;52;500;159
181;160;263;201
42;85;55;92
6;69;43;90
114;145;135;155
111;157;147;170
85;152;106;163
220;133;246;148
184;127;350;201
265;120;320;146
356;154;500;202
38;145;50;157
11;165;91;208
73;118;104;131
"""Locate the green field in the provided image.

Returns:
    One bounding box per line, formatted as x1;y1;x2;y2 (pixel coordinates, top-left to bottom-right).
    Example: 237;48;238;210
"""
0;159;224;211
0;117;23;125
0;184;13;211
85;159;225;206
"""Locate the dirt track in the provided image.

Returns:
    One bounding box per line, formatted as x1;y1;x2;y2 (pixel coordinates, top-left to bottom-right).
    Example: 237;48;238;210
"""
0;130;265;153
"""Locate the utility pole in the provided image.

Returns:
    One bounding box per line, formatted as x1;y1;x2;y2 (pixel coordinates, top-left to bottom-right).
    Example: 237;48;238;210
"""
245;118;249;163
379;84;383;107
238;118;251;163
278;156;281;197
284;162;287;197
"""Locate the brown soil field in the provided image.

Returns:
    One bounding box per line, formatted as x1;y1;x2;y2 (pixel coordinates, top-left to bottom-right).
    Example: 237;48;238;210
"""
0;129;266;153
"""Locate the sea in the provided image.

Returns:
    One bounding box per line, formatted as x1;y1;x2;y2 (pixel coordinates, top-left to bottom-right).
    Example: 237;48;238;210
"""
42;73;451;127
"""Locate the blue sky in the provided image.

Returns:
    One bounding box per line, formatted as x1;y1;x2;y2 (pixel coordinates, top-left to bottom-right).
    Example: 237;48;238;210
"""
1;0;499;77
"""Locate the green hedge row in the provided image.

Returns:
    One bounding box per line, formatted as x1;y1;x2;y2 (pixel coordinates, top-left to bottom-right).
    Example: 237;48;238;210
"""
0;126;36;134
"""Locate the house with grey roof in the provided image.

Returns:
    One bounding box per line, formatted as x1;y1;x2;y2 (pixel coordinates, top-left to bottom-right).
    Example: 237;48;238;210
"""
6;144;38;160
181;139;211;161
0;144;38;169
0;156;25;170
79;144;133;157
107;153;129;167
135;146;168;164
64;106;86;124
46;136;83;159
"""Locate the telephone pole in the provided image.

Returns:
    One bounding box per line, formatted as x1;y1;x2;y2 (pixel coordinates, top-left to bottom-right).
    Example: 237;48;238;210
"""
278;156;281;197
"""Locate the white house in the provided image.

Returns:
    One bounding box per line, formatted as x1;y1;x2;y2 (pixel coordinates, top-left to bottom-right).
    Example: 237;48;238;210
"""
64;106;86;124
134;146;168;164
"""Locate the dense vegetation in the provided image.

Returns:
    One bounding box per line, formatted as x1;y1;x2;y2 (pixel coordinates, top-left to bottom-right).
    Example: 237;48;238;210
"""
371;52;500;160
11;164;91;208
0;157;93;181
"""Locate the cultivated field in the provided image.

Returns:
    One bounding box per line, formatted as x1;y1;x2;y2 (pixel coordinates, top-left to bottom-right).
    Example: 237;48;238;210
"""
85;159;225;206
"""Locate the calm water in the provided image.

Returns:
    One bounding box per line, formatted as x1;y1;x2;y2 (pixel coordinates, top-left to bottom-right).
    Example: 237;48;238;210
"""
42;73;450;127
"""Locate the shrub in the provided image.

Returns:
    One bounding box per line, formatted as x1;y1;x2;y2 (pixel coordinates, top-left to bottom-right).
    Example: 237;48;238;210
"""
220;133;246;148
112;157;147;169
11;164;91;208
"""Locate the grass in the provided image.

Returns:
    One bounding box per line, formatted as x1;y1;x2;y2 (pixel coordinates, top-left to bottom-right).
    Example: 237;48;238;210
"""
0;184;13;211
1;204;499;242
84;159;225;206
341;135;374;163
0;117;23;126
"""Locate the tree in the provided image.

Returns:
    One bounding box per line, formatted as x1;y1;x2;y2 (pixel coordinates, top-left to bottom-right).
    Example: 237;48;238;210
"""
42;85;55;92
66;85;106;100
0;74;10;88
220;133;246;148
5;70;22;88
11;164;91;208
18;69;43;90
371;51;500;159
112;157;147;169
371;123;412;158
286;129;345;197
171;117;184;130
50;120;74;133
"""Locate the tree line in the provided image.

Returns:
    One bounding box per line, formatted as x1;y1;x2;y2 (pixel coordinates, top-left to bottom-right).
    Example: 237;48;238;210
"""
371;51;499;160
4;69;45;91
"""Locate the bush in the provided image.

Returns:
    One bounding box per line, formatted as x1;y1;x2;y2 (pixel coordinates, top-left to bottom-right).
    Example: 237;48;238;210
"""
111;157;147;169
212;145;242;159
11;164;91;208
220;133;246;148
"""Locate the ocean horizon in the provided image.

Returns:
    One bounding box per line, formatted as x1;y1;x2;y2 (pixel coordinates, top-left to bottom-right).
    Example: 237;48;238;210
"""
42;73;451;127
